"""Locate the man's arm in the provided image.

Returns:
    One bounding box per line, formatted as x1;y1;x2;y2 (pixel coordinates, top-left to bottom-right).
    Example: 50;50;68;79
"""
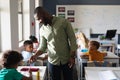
30;35;47;62
65;19;77;52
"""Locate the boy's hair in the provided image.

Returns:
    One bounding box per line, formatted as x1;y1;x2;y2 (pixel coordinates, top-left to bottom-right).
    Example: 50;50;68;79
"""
23;40;33;47
2;50;23;68
90;41;100;49
29;35;37;43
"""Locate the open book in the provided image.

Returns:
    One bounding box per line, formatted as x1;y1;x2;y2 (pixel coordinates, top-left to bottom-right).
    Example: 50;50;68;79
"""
99;70;119;80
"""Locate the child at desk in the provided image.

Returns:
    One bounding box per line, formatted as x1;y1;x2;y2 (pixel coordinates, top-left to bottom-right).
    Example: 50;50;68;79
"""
81;40;107;61
0;50;32;80
22;40;47;66
80;41;109;78
21;40;35;66
81;40;110;67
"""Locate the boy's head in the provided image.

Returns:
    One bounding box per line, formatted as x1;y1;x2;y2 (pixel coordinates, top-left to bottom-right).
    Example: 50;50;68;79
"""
88;40;100;50
29;35;38;43
2;50;23;68
23;40;33;52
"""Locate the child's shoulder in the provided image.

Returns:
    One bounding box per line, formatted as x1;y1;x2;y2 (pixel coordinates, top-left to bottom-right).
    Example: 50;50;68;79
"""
22;51;32;54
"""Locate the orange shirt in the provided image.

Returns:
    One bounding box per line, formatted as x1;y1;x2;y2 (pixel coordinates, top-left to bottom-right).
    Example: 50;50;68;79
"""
85;50;106;61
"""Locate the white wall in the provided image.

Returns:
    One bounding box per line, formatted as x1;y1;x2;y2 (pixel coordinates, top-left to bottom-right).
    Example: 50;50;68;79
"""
0;0;36;52
35;0;43;42
0;6;1;51
0;0;19;52
23;0;35;40
56;5;120;34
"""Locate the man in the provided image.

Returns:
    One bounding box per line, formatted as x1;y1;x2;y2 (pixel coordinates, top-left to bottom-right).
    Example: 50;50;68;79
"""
30;6;77;80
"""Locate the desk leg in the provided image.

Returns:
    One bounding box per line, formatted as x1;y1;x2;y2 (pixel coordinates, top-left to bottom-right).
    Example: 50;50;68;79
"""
80;58;83;80
117;60;119;67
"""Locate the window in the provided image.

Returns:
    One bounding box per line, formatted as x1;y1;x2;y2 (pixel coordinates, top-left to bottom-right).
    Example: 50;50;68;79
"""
0;10;1;51
18;0;23;42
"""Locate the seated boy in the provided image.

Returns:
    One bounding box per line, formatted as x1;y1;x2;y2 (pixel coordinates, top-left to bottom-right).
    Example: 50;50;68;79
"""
81;40;107;62
80;40;108;77
21;40;35;66
22;40;47;66
0;50;32;80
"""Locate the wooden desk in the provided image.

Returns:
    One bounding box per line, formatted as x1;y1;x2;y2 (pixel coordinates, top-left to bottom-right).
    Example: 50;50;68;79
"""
17;66;46;80
85;67;120;80
76;49;120;80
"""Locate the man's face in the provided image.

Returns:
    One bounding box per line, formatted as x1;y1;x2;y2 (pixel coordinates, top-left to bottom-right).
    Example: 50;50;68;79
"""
34;14;43;23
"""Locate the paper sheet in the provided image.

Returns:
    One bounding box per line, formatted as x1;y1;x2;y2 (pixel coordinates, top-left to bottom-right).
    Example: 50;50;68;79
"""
99;70;118;80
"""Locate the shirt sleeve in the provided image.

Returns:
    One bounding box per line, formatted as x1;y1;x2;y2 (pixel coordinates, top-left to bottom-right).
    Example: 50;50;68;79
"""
64;19;77;51
101;52;107;57
37;30;47;52
84;52;89;55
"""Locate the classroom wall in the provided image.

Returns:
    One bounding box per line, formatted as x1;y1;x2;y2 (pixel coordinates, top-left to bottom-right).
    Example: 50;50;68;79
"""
43;0;120;44
56;5;120;34
0;10;1;51
0;0;19;51
43;0;120;15
0;0;35;52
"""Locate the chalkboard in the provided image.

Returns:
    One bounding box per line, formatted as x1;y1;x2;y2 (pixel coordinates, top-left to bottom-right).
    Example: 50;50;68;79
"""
56;5;120;33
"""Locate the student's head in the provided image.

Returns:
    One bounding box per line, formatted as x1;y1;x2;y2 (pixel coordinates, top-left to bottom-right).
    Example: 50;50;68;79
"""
34;6;52;25
29;35;38;43
88;41;100;50
23;40;33;52
2;50;23;68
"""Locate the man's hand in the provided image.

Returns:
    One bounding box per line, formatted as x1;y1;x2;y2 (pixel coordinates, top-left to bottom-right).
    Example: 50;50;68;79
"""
29;50;43;63
29;55;37;63
68;57;75;68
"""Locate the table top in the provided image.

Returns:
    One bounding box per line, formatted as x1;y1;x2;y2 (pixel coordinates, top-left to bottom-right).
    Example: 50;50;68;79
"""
85;67;120;80
77;49;119;59
17;66;46;80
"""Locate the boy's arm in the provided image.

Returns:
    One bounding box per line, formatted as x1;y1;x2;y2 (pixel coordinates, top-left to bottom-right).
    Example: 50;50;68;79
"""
80;52;89;58
103;52;107;57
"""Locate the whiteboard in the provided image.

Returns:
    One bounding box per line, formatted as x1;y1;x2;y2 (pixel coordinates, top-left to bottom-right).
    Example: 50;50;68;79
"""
56;5;120;33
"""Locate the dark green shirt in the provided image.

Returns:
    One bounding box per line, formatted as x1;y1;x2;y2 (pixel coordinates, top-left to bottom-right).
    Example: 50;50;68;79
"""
0;68;23;80
38;16;77;65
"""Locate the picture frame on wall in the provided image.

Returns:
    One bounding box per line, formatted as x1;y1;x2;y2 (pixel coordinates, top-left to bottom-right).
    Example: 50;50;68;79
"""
58;7;65;12
67;10;75;15
58;14;65;18
67;17;75;22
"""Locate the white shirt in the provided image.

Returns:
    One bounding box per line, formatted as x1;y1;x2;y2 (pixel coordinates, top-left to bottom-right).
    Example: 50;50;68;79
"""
21;51;33;61
21;51;34;66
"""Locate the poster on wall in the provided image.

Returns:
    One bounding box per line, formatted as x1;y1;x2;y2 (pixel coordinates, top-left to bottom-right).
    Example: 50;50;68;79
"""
67;10;75;15
58;14;65;18
67;17;75;22
58;7;65;12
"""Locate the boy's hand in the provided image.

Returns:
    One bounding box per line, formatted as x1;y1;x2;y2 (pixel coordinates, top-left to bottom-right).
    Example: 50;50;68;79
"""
104;53;107;57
